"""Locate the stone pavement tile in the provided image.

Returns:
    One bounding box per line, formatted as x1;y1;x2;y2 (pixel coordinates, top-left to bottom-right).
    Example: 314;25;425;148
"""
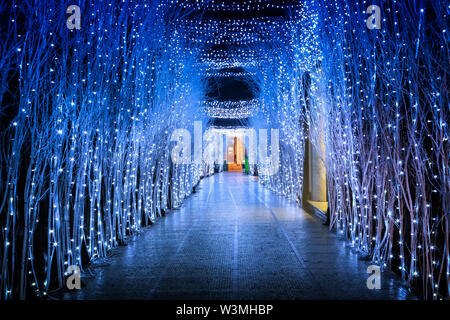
61;172;415;300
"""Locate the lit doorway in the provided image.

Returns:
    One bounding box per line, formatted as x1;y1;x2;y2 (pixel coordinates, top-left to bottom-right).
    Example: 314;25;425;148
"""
226;136;245;171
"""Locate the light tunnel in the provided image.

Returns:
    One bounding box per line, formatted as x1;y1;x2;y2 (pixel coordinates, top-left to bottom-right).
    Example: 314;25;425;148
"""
0;0;448;303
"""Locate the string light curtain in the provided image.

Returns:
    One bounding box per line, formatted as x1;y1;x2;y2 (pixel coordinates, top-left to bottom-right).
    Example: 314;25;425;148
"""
305;0;448;299
0;0;205;299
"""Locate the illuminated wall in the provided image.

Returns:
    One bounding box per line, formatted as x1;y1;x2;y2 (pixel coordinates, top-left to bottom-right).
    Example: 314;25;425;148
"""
0;0;206;299
310;0;449;299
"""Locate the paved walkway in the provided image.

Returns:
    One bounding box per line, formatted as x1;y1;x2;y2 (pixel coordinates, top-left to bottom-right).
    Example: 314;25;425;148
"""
61;172;414;300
